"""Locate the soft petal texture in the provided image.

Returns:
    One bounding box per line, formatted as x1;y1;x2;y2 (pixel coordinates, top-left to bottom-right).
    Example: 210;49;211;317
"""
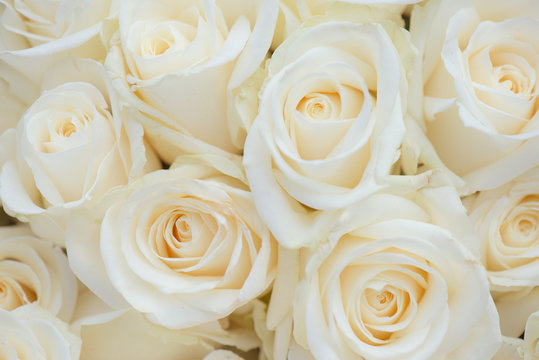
0;0;111;83
0;57;160;245
0;224;77;321
105;0;278;162
465;167;539;336
288;185;500;359
408;0;539;194
525;310;539;359
67;156;276;329
244;21;407;248
0;304;80;359
271;1;409;50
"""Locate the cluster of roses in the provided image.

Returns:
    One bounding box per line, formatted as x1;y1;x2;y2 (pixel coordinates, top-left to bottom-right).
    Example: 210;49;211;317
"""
0;0;538;359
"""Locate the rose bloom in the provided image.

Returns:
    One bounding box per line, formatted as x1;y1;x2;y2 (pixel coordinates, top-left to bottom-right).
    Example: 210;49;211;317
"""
0;0;111;82
0;225;77;321
66;156;277;329
69;286;261;360
524;310;539;359
464;167;539;337
0;57;160;245
243;21;407;248
270;180;500;359
105;0;279;162
0;304;81;359
406;0;539;194
271;0;417;50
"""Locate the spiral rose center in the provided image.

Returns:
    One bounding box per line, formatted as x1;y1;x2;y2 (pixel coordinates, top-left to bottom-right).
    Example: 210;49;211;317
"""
496;195;539;265
494;64;530;95
297;92;340;121
52;112;90;139
137;21;196;57
0;275;37;311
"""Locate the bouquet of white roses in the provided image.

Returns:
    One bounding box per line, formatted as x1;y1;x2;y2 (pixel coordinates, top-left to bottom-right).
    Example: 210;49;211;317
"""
0;0;538;359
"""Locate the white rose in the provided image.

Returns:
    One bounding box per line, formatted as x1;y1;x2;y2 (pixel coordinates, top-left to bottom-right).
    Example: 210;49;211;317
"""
70;286;263;359
272;0;416;50
525;310;539;360
66;156;277;329
0;225;77;321
0;0;111;82
464;167;539;337
243;21;407;248
287;183;500;359
0;304;81;359
0;57;160;245
105;0;279;162
407;0;539;194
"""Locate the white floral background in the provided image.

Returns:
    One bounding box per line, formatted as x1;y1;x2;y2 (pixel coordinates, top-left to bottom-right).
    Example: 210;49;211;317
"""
0;0;538;359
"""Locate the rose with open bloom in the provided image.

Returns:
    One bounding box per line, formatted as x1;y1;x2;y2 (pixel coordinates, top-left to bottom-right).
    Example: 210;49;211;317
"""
105;0;279;162
0;304;80;359
407;0;539;194
0;225;77;321
0;0;111;82
244;21;407;248
0;57;159;244
289;184;500;359
465;167;539;337
67;156;277;329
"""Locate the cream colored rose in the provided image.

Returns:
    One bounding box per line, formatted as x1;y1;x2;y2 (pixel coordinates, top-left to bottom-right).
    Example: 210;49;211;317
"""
0;225;77;321
243;21;407;248
0;304;81;359
0;57;160;245
524;310;539;360
105;0;279;162
407;0;539;194
66;156;277;329
464;167;539;337
271;0;416;50
69;286;263;360
0;0;111;82
284;183;500;359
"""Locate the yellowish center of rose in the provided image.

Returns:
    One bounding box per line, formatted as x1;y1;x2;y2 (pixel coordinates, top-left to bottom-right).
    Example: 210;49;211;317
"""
297;92;341;121
0;276;37;311
494;64;530;95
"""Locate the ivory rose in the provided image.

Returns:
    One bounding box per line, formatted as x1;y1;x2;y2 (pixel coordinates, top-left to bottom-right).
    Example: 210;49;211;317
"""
0;0;111;82
68;286;264;360
0;304;81;359
0;225;77;321
464;167;539;337
287;181;500;359
105;0;279;162
0;57;160;244
271;0;417;50
524;310;539;359
66;156;277;329
243;21;407;248
407;0;539;194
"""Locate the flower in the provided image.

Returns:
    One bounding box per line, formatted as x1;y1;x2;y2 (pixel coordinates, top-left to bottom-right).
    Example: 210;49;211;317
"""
0;0;111;82
288;183;500;359
0;57;160;244
105;0;279;162
524;310;539;359
465;167;539;336
66;156;277;329
243;21;407;248
407;0;539;194
0;304;81;359
0;224;77;321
